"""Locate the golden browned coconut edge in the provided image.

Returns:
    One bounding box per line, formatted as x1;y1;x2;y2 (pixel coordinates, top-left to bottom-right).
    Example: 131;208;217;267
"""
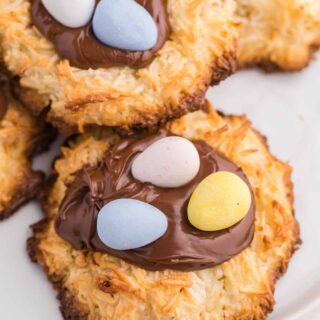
0;101;56;221
239;48;319;73
0;87;56;220
14;51;237;136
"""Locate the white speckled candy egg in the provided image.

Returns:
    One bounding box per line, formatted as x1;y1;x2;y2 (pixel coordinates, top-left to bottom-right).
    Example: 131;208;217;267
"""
132;137;200;188
41;0;95;28
92;0;158;51
97;199;168;250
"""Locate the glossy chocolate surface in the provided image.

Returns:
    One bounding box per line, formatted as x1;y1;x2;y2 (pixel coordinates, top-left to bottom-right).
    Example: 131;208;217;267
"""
56;130;255;271
32;0;170;69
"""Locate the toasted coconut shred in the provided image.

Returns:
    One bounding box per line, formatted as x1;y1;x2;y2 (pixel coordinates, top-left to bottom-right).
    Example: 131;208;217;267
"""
28;105;299;319
0;93;53;219
237;0;320;70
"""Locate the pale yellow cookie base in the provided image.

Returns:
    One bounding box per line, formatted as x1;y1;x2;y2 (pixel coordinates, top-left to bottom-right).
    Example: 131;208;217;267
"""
29;105;299;319
236;0;320;70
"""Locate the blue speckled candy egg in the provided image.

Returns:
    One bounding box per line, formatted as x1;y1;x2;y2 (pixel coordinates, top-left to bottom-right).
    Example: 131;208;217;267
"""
92;0;158;51
97;199;168;250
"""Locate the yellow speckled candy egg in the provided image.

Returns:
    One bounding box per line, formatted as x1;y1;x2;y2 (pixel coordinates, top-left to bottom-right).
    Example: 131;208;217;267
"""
188;171;252;231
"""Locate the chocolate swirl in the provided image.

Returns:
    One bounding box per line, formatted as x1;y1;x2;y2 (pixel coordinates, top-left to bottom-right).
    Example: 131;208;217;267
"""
32;0;170;69
56;130;255;271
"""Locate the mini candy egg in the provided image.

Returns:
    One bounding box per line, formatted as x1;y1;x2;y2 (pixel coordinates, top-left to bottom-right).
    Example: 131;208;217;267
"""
92;0;158;51
97;199;168;250
131;136;200;188
41;0;95;28
188;171;251;231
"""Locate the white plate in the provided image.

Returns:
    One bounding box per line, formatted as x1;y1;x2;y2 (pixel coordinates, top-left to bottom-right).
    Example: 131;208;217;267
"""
0;55;320;319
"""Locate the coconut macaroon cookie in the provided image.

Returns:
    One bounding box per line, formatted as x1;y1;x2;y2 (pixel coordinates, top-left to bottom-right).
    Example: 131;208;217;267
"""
28;105;299;319
0;0;237;134
236;0;320;70
0;73;54;220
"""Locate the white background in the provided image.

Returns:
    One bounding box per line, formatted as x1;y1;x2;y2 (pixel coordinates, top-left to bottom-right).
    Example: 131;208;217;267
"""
0;54;320;319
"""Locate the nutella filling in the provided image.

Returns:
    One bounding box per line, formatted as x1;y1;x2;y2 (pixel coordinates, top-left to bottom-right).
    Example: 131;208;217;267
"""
56;130;255;271
32;0;171;69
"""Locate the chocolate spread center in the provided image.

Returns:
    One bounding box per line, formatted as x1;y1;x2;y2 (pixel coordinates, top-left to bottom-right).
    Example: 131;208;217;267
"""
56;130;255;271
32;0;171;69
